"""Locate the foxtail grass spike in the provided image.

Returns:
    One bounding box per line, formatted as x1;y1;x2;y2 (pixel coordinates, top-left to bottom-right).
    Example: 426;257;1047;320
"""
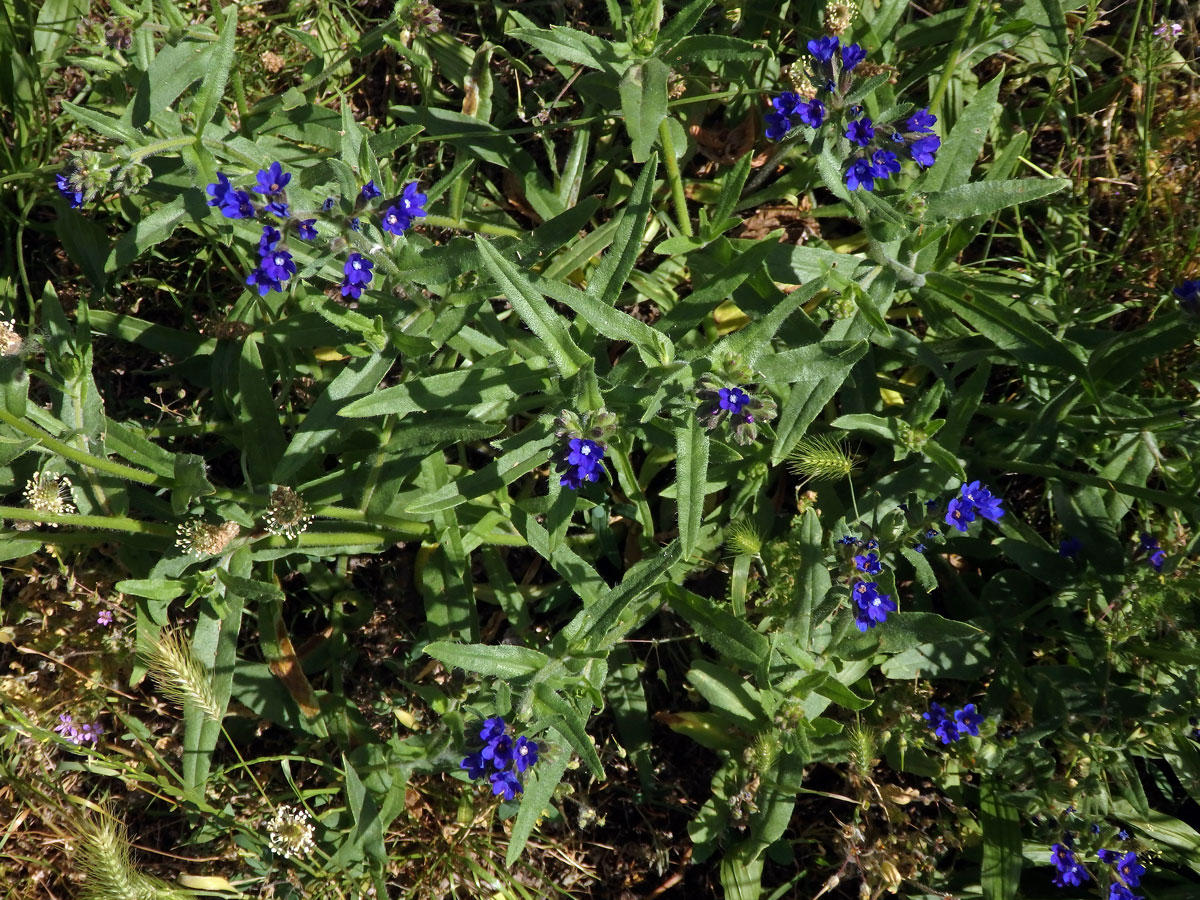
141;628;222;722
786;434;857;484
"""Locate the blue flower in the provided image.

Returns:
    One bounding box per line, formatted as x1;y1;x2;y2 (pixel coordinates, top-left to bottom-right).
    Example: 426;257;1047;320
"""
807;35;840;62
482;734;514;769
295;219;317;240
923;703;959;744
1050;843;1089;887
460;751;487;779
1118;829;1130;841
1174;279;1200;313
350;217;361;231
381;182;428;236
361;180;382;200
560;438;605;490
914;543;926;553
910;134;941;168
1108;884;1140;900
797;97;826;128
55;173;84;208
513;735;539;773
480;717;507;743
206;173;254;219
1139;532;1159;551
258;225;281;256
925;528;939;539
1116;852;1144;887
718;387;750;414
253;161;291;196
322;197;336;212
852;580;896;631
954;703;983;737
845;158;876;192
871;149;901;180
837;535;859;545
845;117;875;146
906;107;937;133
841;42;866;71
341;252;374;299
1097;849;1119;864
853;551;882;574
772;92;803;116
891;131;905;143
764;111;793;141
1059;536;1083;557
945;496;977;532
264;199;290;218
961;480;1005;522
260;248;296;283
489;770;522;800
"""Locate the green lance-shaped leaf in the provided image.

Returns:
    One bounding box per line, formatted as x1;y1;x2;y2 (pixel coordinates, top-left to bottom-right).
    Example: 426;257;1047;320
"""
674;417;710;559
587;153;658;306
505;747;571;867
475;235;590;377
533;683;603;778
619;58;669;164
665;584;768;670
981;776;1023;900
190;4;238;133
424;641;551;680
923;177;1070;222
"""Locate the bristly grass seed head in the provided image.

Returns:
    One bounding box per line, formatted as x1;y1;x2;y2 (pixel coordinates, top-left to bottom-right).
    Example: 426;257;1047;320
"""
848;723;880;774
787;433;857;484
73;808;189;900
140;627;222;721
725;518;764;557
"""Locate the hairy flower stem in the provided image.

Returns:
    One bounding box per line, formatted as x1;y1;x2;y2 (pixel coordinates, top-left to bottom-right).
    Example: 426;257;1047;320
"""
0;407;167;487
0;506;173;534
866;242;925;288
658;120;694;237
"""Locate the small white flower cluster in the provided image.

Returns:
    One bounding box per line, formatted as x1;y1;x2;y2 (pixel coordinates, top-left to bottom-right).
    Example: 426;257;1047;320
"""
23;473;76;524
267;805;317;860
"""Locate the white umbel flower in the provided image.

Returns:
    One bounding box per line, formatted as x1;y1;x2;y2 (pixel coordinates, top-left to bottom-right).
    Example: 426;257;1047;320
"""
267;806;316;860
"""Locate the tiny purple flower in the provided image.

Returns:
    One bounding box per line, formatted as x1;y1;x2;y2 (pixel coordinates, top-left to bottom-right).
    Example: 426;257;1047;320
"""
97;610;113;626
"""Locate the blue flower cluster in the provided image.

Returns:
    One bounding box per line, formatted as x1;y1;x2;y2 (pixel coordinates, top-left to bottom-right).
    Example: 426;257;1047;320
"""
923;701;984;744
852;580;896;631
945;479;1005;532
1050;841;1090;887
460;717;539;801
204;163;427;297
559;438;606;490
1093;850;1145;899
765;36;941;192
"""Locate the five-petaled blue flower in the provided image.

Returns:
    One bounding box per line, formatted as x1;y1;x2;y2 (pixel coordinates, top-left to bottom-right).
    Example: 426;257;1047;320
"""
807;35;840;62
1050;842;1089;887
853;551;882;574
460;751;487;779
954;703;984;737
772;92;803;116
846;117;875;146
718;387;751;415
513;735;539;773
910;134;941;168
295;219;317;240
381;182;428;235
482;733;514;769
946;480;1004;531
871;149;900;180
1097;849;1119;864
841;42;866;71
561;437;605;490
923;703;960;744
361;180;382;200
254;161;291;196
1108;884;1139;900
764;111;793;142
798;97;826;128
206;173;254;219
852;580;896;631
480;717;507;743
490;770;522;800
1116;851;1144;887
906;107;937;133
258;225;281;256
341;253;374;299
56;173;84;208
846;158;877;192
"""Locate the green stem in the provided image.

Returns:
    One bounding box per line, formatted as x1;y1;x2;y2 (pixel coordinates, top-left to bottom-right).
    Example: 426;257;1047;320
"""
422;214;523;238
929;0;983;111
125;136;197;164
0;507;172;534
0;407;168;487
608;438;656;544
657;119;693;238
